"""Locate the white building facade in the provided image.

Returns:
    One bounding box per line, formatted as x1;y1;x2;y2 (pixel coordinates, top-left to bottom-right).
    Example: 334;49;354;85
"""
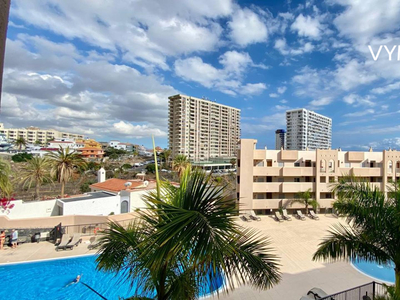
286;109;332;150
168;94;240;161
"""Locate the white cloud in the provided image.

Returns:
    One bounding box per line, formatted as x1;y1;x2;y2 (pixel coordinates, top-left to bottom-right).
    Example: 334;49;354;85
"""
277;86;287;94
174;51;267;95
291;14;322;39
343;94;376;107
274;38;314;55
332;0;400;44
371;81;400;94
11;0;233;69
269;93;279;98
112;121;167;138
335;60;378;91
228;7;268;46
344;109;375;117
309;97;333;107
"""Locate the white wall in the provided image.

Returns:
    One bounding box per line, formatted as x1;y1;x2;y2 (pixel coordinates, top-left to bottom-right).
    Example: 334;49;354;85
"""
60;195;120;216
0;199;58;219
129;189;154;210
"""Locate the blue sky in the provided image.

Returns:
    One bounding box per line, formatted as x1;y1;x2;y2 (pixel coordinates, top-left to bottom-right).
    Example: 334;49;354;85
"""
1;0;400;150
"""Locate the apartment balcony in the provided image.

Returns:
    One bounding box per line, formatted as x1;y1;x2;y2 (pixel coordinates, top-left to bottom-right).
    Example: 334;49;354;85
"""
318;183;332;193
282;167;315;176
352;167;382;177
253;167;281;176
253;182;282;193
252;199;282;209
281;182;314;193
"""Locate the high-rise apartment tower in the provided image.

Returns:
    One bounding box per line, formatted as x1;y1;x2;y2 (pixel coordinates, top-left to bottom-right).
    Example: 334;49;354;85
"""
168;94;240;161
275;129;286;150
286;108;332;150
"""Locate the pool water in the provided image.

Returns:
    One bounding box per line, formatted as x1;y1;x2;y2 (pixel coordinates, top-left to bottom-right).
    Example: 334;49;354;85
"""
0;255;223;300
352;259;395;283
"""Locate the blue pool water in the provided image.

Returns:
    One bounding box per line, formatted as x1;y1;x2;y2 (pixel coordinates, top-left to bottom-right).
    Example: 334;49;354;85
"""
352;259;395;283
0;255;223;300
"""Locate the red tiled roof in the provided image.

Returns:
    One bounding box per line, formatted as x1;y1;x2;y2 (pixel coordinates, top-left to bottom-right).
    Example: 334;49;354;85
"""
90;179;149;192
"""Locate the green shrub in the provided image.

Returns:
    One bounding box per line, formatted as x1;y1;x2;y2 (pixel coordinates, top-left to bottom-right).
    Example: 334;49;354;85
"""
12;153;33;162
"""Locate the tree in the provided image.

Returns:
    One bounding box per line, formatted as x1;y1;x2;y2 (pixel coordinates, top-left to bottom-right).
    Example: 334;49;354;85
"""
145;163;156;174
313;179;400;294
34;140;42;146
46;147;87;198
230;158;236;168
11;152;33;163
172;154;190;178
161;149;171;168
0;158;12;198
14;137;27;151
20;156;53;200
96;168;281;300
289;188;319;214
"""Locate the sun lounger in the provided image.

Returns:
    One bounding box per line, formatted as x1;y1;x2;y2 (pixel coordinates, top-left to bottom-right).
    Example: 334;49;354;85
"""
240;215;250;222
296;210;306;220
282;209;292;221
55;234;71;251
65;233;82;250
275;211;284;222
307;287;330;299
309;210;319;220
88;235;101;250
248;210;261;221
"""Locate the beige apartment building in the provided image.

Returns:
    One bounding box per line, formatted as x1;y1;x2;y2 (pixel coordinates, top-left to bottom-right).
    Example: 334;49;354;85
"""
0;123;84;145
168;94;240;161
237;139;400;214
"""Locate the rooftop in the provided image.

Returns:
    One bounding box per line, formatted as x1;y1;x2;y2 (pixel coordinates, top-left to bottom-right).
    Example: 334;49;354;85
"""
58;192;116;203
90;179;156;193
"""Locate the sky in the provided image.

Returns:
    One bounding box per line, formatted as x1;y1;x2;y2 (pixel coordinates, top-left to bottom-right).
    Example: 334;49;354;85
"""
1;0;400;150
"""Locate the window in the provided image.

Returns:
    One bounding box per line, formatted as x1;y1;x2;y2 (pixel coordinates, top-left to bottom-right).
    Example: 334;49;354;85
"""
294;178;300;182
266;159;272;167
278;162;284;167
329;176;335;183
320;176;326;183
266;176;272;182
278;177;284;182
266;193;272;199
237;176;240;184
121;201;129;214
279;193;285;199
294;162;300;167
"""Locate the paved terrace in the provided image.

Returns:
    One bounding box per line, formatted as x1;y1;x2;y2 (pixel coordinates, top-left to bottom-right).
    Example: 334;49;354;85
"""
215;214;373;300
0;215;374;299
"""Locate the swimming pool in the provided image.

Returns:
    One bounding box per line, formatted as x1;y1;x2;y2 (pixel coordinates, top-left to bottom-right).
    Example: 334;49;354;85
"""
0;255;223;300
352;259;395;283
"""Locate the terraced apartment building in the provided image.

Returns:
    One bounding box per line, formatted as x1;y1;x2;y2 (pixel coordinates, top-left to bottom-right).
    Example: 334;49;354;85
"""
168;94;240;161
237;139;400;214
0;123;84;144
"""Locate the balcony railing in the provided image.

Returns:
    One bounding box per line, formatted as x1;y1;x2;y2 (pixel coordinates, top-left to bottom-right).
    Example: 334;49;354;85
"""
319;281;386;300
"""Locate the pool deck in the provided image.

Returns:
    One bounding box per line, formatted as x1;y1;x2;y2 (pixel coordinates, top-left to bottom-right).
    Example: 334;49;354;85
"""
0;236;97;264
214;214;375;300
0;215;376;299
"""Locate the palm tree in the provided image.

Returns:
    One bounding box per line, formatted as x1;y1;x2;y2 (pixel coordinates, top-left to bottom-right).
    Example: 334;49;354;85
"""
162;149;171;168
313;179;400;294
230;158;236;168
46;147;87;198
289;188;319;214
96;168;281;299
20;156;53;200
0;158;12;197
14;137;27;151
172;154;190;178
34;140;42;146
